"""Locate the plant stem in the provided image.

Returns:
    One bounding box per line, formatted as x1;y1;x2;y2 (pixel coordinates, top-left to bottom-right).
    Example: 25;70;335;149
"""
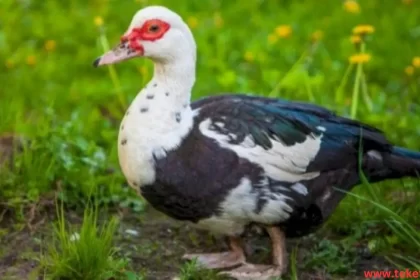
361;72;373;112
350;63;362;119
269;50;308;98
350;42;366;119
303;71;315;102
98;30;126;112
335;64;353;103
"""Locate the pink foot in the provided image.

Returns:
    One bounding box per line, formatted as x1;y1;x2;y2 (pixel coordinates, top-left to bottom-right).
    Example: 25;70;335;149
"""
182;251;245;269
219;263;285;280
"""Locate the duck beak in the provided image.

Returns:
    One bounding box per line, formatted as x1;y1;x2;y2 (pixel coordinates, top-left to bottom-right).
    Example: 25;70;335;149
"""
93;40;144;67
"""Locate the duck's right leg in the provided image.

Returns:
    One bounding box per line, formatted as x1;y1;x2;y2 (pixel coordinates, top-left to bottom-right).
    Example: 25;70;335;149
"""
182;236;246;269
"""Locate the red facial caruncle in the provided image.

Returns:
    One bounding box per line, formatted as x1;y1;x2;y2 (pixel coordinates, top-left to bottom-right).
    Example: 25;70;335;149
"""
120;19;171;54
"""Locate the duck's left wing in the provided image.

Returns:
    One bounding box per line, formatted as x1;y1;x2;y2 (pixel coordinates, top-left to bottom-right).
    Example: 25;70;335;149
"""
192;94;389;183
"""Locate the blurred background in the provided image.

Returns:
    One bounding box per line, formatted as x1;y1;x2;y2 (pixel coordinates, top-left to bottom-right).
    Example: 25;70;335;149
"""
0;0;420;279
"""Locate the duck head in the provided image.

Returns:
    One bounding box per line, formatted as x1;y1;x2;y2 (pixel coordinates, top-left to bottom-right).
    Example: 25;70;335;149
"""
93;5;196;67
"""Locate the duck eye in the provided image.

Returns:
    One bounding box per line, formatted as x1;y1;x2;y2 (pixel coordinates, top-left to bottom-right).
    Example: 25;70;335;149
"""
148;24;160;33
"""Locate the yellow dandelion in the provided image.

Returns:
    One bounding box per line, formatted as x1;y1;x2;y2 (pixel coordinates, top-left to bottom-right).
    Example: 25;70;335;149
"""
44;40;56;52
402;0;413;4
268;33;278;45
405;66;414;76
412;56;420;68
275;25;292;38
213;12;224;28
349;53;371;64
5;59;14;69
244;51;255;62
350;35;362;44
26;55;36;66
311;30;324;42
187;16;199;29
343;0;361;14
94;16;104;27
352;25;375;35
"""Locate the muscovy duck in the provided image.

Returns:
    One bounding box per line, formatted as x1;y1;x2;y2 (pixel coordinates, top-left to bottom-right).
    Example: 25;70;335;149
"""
93;6;420;279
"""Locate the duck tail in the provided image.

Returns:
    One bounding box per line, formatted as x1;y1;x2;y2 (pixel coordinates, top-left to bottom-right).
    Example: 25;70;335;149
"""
363;146;420;183
384;146;420;178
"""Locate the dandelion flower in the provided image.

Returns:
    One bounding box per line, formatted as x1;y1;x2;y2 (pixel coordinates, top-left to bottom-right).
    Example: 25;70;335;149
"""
187;16;199;29
244;51;255;62
350;35;362;44
275;25;292;38
311;30;324;42
44;40;56;52
352;25;375;35
26;55;36;66
268;33;278;45
349;53;371;64
412;56;420;68
405;66;414;76
343;0;361;13
214;12;224;28
94;16;104;27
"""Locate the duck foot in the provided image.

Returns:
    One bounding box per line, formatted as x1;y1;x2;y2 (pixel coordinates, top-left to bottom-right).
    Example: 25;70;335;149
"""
221;226;288;280
182;236;245;269
219;263;283;280
182;251;245;269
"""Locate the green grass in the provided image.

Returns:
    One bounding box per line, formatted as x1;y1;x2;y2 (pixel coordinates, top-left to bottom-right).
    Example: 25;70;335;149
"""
1;0;420;279
41;202;140;280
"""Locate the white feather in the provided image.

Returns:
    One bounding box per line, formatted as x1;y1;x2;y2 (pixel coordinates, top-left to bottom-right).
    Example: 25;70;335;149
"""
196;177;294;235
118;88;196;188
199;118;324;182
291;183;309;195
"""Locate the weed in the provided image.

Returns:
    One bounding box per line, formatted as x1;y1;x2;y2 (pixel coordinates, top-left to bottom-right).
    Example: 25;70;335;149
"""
41;201;140;280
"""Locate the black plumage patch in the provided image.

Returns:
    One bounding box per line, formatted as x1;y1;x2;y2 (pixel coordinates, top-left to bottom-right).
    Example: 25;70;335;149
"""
146;95;154;100
165;92;170;96
140;107;149;113
198;96;324;149
175;112;181;123
121;139;127;145
153;83;157;87
141;131;261;222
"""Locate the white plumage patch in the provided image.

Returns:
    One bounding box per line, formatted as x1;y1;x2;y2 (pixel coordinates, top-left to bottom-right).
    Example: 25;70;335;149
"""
317;126;326;132
118;82;195;189
196;177;294;235
199;118;324;182
321;188;332;202
291;183;308;195
367;150;383;161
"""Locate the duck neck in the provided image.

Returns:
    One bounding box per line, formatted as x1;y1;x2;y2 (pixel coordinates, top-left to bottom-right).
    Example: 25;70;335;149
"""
126;55;196;139
147;56;196;110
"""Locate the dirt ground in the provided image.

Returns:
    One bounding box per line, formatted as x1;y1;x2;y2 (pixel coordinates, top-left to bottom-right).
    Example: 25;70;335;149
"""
0;205;392;280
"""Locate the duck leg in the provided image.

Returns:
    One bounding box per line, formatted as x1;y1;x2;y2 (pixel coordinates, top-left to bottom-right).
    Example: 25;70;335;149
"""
182;236;246;269
220;226;288;280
